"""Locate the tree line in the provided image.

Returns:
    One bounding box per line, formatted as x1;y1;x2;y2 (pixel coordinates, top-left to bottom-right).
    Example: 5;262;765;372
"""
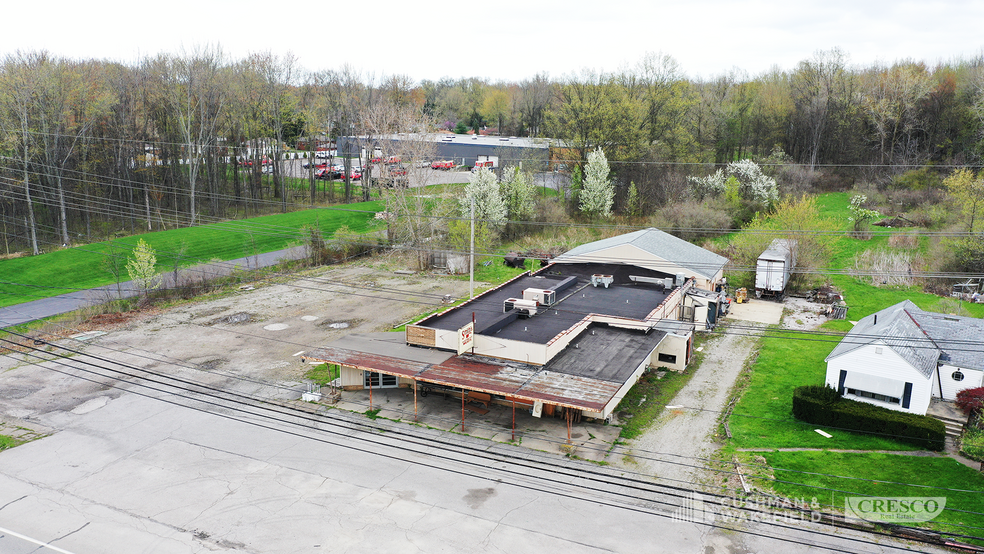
2;47;984;255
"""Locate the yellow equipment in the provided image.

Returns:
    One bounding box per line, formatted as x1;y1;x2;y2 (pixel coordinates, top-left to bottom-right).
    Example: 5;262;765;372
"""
735;288;748;304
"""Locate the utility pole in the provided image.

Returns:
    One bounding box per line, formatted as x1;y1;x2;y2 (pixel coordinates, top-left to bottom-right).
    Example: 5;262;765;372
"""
469;195;475;298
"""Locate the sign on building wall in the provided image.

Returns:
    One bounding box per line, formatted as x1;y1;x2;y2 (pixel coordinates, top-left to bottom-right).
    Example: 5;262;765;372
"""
457;321;474;355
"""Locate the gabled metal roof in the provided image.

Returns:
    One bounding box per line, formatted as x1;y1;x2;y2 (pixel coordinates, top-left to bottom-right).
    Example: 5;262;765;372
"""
551;228;728;282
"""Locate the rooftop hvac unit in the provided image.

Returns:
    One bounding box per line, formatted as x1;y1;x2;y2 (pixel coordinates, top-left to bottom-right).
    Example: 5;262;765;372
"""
504;298;538;316
523;288;556;306
675;273;686;286
591;274;614;288
664;278;674;289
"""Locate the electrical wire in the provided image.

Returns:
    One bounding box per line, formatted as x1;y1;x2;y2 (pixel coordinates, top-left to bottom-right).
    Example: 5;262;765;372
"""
0;336;969;552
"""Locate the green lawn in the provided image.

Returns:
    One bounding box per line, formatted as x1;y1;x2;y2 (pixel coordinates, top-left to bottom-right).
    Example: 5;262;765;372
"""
729;330;920;451
727;190;984;540
0;201;384;308
755;450;984;542
304;363;340;385
0;435;18;451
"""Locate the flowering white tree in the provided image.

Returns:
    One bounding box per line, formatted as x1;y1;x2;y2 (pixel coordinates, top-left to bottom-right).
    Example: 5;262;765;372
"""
502;166;538;221
688;168;726;200
579;147;614;219
126;238;162;295
847;194;881;236
460;167;507;226
688;159;778;205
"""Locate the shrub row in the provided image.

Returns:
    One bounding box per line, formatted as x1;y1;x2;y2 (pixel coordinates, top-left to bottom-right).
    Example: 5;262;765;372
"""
792;385;946;451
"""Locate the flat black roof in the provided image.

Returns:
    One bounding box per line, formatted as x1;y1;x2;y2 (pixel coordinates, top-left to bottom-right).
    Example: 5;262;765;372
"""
543;324;666;382
422;263;676;345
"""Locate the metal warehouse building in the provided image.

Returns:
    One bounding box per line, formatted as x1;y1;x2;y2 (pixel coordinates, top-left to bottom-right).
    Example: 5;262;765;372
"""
337;133;557;168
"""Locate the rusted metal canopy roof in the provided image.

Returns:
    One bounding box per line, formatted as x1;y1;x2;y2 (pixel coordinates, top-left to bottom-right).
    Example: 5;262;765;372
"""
304;346;621;412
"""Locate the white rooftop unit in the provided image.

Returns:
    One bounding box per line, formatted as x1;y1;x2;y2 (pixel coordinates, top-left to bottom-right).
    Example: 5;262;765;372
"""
522;288;556;306
591;274;614;288
504;298;538;316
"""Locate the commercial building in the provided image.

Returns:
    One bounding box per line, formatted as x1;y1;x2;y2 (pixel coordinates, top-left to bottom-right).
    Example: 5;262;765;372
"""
303;229;729;433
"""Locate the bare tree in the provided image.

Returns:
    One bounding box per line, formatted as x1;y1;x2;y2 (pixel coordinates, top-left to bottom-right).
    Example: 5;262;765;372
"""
0;51;43;254
146;47;226;226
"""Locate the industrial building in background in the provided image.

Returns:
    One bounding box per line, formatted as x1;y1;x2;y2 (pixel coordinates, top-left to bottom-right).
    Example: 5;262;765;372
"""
337;133;558;169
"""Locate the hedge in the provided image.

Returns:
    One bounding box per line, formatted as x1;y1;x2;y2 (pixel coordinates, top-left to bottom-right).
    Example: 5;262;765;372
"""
792;385;946;451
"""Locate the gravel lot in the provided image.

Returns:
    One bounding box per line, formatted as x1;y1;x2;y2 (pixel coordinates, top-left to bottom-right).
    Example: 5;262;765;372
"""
615;296;833;487
616;322;764;485
0;255;473;424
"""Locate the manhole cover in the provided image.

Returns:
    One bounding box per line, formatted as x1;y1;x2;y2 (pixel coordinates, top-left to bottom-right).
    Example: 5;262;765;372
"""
300;315;319;322
263;323;289;331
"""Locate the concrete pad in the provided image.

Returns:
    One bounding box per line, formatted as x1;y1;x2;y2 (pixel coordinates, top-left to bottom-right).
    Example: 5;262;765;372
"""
726;298;784;325
333;388;622;460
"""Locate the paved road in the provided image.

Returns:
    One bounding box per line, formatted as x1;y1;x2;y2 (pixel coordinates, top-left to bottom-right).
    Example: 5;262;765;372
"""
0;245;307;328
0;359;944;554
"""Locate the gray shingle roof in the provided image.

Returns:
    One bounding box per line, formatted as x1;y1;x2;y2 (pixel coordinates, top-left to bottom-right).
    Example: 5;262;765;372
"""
908;308;984;370
825;300;984;378
552;228;729;281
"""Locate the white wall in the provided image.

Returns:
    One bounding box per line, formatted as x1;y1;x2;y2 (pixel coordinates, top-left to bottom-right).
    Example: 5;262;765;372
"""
340;365;363;388
825;343;933;415
473;334;547;365
432;328;458;351
652;334;689;372
938;364;984;401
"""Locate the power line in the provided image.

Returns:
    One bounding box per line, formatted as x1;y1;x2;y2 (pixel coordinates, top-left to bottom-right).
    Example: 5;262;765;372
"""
0;335;969;551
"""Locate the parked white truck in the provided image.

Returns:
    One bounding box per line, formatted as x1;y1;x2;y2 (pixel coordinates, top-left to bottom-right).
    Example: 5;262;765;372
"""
755;239;797;299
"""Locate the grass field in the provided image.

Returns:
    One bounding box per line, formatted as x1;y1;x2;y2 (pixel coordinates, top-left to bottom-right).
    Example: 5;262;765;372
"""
727;191;984;540
754;450;984;541
0;435;18;451
0;201;384;308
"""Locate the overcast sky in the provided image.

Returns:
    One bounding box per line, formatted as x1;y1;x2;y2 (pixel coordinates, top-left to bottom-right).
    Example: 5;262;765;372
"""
4;0;982;82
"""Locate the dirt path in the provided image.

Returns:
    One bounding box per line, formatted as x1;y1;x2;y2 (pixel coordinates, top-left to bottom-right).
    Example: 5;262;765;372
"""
616;322;764;486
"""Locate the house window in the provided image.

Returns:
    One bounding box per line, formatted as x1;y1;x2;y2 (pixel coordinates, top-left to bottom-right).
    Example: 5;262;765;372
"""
658;353;677;364
952;371;965;382
846;388;900;405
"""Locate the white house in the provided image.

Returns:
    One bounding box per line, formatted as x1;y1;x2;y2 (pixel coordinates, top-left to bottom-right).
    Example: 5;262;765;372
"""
824;300;984;415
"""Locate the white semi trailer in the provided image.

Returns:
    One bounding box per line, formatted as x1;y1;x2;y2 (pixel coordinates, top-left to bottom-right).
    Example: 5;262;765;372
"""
755;239;797;299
